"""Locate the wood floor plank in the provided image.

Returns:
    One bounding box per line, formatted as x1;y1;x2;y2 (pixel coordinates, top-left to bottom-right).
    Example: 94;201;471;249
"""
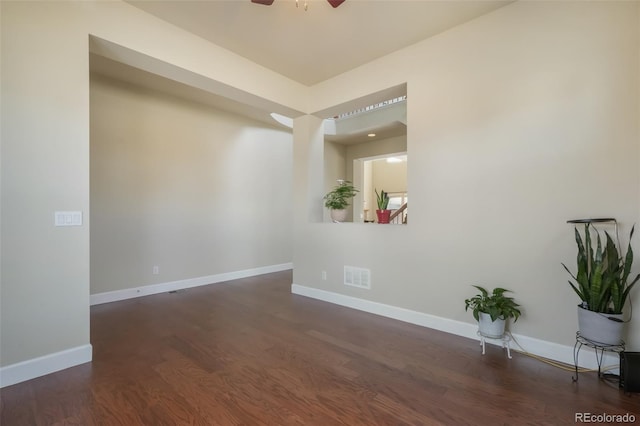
1;270;638;425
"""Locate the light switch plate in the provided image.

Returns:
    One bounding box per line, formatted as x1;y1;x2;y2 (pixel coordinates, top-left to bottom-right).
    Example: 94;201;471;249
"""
55;211;82;227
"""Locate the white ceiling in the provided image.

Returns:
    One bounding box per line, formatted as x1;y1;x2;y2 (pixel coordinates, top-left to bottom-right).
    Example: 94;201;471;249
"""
126;0;511;86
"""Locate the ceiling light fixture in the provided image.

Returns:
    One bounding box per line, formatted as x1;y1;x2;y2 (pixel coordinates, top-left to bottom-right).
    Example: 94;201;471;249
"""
386;155;407;163
368;133;376;138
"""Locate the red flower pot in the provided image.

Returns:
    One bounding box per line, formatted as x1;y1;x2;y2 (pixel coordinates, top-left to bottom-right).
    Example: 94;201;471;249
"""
376;209;391;224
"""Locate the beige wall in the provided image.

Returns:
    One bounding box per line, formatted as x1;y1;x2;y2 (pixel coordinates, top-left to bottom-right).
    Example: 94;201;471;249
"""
346;135;407;164
296;1;640;350
372;159;407;198
1;0;303;369
90;74;292;294
2;1;92;366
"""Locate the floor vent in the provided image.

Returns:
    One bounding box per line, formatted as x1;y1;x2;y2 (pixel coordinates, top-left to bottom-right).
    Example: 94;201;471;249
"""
344;266;371;289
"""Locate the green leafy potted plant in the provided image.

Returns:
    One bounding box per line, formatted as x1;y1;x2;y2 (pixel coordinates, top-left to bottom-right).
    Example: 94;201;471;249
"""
465;285;521;338
323;180;359;222
375;188;390;224
562;223;639;345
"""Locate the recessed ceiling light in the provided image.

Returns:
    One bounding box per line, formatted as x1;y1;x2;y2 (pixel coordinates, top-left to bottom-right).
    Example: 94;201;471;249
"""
368;133;376;137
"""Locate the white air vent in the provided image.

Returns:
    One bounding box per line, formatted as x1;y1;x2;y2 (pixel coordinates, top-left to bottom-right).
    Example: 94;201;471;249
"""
344;266;371;289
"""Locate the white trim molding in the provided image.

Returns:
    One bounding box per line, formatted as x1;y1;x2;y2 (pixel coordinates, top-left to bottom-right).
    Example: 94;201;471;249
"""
91;263;293;306
0;344;93;388
291;284;619;371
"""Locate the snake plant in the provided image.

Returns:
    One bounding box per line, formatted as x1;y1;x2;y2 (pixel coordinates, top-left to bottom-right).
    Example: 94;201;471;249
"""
562;224;639;314
375;189;389;210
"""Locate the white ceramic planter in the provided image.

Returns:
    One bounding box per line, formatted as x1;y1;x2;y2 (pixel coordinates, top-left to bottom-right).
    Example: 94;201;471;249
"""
478;312;506;338
330;209;348;223
577;305;624;345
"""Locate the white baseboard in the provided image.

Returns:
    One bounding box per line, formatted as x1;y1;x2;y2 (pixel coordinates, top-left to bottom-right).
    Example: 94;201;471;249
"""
291;284;620;371
0;344;93;388
91;263;293;306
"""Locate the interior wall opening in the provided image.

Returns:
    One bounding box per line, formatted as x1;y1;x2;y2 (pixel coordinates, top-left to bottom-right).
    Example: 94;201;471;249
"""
321;85;407;223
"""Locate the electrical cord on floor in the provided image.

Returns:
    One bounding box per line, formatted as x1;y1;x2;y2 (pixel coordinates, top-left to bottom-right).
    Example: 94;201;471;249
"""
504;332;619;374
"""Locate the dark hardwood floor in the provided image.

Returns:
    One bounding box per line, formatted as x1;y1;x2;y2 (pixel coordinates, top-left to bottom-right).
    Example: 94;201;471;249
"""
1;270;638;425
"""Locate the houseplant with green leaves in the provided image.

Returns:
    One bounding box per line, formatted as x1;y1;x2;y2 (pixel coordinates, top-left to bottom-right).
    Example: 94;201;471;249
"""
375;188;390;224
464;285;521;338
562;223;639;345
323;180;358;222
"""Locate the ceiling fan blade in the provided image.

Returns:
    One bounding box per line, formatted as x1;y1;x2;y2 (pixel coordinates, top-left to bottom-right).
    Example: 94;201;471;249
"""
251;0;344;7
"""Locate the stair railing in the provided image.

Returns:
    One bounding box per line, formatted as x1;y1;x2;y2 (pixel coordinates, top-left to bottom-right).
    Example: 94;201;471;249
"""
389;203;407;224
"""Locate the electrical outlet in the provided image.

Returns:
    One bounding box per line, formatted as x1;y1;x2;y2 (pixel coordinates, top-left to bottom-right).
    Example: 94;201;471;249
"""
153;265;159;275
322;270;327;280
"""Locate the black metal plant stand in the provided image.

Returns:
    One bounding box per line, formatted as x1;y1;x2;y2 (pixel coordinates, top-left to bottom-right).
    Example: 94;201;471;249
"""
573;332;625;382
